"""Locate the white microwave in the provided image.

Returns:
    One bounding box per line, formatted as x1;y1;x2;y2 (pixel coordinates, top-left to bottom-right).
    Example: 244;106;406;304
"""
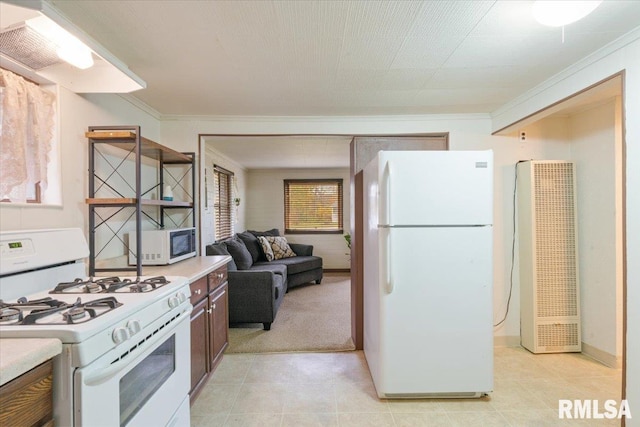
128;227;196;265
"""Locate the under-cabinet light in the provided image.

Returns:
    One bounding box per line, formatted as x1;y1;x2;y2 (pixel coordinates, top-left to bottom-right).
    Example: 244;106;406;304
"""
26;15;93;69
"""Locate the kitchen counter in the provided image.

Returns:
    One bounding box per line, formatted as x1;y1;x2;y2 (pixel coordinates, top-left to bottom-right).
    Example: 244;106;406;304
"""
97;255;231;283
0;338;62;386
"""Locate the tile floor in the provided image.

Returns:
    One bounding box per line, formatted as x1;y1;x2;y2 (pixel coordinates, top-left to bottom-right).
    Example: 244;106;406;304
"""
190;347;622;426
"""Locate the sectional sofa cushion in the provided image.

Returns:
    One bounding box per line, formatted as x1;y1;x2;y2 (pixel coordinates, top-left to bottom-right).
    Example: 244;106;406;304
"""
224;238;253;270
248;228;280;237
258;255;322;275
237;231;263;263
205;242;238;271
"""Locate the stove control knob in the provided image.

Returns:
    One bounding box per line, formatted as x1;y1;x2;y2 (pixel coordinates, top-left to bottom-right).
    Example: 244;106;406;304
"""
168;296;180;309
127;320;141;336
176;291;187;303
112;327;130;344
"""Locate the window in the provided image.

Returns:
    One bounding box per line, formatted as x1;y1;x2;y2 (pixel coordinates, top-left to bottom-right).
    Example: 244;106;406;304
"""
284;179;343;234
213;165;233;240
0;68;57;204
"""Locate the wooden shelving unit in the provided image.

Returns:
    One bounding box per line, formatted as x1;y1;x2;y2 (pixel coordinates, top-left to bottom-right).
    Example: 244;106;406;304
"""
86;125;196;276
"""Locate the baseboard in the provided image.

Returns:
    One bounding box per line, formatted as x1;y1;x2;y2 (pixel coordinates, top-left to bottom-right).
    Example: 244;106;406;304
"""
493;335;521;348
581;341;622;369
324;269;350;273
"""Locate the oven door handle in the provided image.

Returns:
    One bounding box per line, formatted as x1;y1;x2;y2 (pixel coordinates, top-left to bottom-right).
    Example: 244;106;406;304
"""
83;311;189;386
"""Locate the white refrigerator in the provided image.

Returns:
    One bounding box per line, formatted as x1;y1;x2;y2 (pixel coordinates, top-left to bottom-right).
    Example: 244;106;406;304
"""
363;150;494;398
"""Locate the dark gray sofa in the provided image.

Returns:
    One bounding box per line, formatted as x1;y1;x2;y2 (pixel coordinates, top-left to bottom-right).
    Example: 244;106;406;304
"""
205;230;323;330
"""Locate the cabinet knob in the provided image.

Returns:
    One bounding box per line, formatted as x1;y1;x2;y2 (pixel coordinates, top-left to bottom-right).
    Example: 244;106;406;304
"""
193;289;201;296
211;303;216;310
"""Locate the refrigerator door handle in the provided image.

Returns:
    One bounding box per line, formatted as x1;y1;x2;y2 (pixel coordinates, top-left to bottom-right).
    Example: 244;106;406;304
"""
385;228;394;294
382;161;392;226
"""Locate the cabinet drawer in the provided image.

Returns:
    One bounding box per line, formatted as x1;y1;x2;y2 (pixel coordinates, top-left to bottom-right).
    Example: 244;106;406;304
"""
208;266;228;291
189;276;208;305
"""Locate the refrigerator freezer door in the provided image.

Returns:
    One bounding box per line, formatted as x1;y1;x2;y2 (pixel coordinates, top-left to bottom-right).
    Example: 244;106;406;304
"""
377;151;493;226
375;226;493;397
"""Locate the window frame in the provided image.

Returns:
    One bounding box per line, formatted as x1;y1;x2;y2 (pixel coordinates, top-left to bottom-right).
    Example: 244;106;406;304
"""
284;178;344;235
213;165;234;241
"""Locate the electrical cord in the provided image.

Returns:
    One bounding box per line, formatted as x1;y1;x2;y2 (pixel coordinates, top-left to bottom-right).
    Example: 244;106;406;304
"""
494;161;524;327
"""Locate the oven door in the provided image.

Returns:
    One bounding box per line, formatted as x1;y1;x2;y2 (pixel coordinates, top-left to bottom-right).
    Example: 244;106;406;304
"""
74;313;190;427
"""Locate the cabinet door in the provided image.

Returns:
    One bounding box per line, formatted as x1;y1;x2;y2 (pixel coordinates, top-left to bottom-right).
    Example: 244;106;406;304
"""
0;360;53;427
190;298;208;398
208;283;228;369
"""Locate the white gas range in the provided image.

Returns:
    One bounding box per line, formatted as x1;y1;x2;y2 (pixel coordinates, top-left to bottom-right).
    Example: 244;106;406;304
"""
0;228;191;427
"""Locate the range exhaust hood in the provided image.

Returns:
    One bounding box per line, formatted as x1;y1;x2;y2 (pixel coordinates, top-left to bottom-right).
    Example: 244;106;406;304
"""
0;0;145;93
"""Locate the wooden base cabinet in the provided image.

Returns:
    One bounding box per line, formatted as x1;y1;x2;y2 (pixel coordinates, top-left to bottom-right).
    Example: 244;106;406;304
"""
189;265;228;403
0;360;54;427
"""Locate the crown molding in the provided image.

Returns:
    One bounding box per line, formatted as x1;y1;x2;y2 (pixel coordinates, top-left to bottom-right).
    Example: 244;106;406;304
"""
159;113;491;123
117;94;162;120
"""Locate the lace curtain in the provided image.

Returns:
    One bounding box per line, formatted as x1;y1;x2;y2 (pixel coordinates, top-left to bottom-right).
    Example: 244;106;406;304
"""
0;69;56;203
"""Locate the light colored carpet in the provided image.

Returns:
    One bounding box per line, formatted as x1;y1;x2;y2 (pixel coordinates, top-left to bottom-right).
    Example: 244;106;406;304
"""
225;272;355;354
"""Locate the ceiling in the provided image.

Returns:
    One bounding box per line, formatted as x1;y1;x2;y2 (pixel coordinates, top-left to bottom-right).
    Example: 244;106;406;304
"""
49;0;640;117
22;1;634;169
204;135;353;169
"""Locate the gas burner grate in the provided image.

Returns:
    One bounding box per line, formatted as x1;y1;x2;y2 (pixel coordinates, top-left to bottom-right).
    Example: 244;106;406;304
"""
0;296;123;325
49;276;171;294
129;276;170;293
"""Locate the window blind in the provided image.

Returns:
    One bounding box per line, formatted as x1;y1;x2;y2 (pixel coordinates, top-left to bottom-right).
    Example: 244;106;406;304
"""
214;165;233;240
284;179;343;234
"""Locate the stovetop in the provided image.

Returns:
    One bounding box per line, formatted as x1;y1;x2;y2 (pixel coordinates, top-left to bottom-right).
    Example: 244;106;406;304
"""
0;230;193;368
0;275;190;341
49;275;172;294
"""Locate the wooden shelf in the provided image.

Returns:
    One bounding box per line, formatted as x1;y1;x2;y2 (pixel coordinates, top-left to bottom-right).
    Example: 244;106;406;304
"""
85;131;192;163
86;198;193;207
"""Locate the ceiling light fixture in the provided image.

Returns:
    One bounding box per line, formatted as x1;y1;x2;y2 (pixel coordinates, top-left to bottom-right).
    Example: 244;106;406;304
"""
26;16;94;69
532;0;602;27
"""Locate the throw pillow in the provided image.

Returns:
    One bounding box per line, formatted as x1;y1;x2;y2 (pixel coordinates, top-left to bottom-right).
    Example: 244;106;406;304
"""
223;238;253;270
266;236;296;260
257;236;275;262
205;242;237;271
237;231;262;263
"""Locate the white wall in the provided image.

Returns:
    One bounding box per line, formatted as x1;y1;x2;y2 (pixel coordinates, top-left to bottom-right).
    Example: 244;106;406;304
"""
568;100;623;365
246;168;350;269
492;32;640;424
0;90;161;238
